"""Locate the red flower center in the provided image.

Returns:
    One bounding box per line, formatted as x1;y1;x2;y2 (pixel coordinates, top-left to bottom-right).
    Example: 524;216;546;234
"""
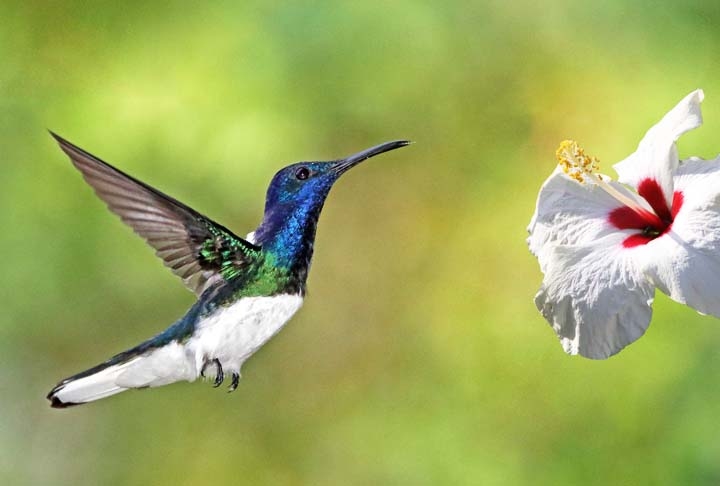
608;178;683;248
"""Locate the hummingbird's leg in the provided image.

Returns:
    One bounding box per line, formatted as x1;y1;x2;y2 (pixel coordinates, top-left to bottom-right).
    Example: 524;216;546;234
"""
200;357;213;378
228;372;240;393
201;357;224;386
212;359;224;387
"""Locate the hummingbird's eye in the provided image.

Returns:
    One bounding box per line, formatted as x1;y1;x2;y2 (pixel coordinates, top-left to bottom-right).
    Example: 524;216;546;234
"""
295;167;310;180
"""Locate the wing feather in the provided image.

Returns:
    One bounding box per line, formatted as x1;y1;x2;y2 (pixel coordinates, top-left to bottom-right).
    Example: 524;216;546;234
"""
51;132;260;296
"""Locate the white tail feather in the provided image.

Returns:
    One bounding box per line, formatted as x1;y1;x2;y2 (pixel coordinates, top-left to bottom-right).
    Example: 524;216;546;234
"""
49;359;140;406
48;343;197;407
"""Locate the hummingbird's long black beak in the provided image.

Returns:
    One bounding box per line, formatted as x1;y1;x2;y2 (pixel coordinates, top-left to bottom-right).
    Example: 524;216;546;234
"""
332;140;411;174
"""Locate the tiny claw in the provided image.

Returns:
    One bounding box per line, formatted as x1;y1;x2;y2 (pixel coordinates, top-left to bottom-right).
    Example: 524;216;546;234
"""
212;359;224;387
228;372;240;393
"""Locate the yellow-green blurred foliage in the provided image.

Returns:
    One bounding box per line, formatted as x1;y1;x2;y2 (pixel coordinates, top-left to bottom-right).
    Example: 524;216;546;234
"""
2;1;720;485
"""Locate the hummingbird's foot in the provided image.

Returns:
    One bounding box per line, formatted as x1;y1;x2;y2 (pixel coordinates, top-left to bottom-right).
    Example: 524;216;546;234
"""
200;357;224;387
228;372;240;393
212;359;224;387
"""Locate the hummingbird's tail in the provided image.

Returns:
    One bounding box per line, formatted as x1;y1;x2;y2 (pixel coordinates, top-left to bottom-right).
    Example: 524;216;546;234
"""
47;341;197;408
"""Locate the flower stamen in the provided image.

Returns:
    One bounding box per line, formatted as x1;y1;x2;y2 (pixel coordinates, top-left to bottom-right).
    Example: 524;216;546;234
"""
555;140;650;214
556;140;599;184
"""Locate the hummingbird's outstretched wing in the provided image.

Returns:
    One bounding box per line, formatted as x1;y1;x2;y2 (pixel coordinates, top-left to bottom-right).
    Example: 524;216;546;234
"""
51;132;261;297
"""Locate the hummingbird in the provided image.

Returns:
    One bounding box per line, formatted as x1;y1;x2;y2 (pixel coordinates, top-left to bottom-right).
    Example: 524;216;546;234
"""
47;133;409;408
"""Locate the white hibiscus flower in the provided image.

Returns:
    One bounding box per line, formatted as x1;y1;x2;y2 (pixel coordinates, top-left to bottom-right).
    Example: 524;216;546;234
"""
528;90;720;359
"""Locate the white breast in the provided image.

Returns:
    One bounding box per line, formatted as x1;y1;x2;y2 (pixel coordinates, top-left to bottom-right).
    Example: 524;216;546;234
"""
186;293;304;376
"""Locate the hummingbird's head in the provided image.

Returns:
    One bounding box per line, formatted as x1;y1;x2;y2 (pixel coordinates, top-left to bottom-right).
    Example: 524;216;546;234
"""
255;140;409;256
263;140;410;217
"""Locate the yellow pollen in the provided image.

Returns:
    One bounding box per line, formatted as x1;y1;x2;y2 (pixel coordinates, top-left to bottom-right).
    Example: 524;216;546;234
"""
556;140;600;184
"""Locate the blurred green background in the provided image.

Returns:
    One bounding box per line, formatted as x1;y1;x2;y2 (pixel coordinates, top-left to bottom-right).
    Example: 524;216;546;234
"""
3;1;720;485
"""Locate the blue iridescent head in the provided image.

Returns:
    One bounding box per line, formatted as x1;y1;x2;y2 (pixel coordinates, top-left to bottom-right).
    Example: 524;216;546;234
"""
254;140;409;268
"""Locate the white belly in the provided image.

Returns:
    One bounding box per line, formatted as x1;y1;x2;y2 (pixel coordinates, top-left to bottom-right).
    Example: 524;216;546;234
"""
186;293;304;376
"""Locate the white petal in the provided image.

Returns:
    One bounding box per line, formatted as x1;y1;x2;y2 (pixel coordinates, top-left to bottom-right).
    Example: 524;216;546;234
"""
535;240;655;359
637;156;720;316
529;168;649;266
613;90;704;208
529;170;656;358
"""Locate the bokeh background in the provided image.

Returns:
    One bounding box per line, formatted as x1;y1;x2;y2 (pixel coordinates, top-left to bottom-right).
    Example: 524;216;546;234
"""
3;1;720;485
